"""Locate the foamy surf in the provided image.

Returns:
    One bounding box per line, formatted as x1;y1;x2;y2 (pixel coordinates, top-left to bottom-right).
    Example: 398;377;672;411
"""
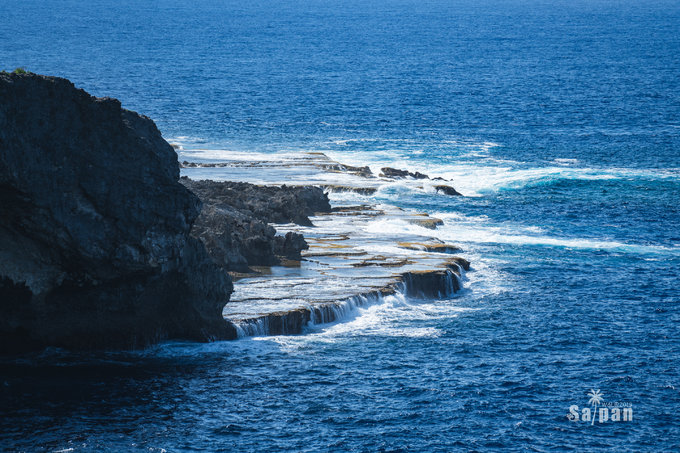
253;293;478;347
301;155;678;201
170;137;679;199
172;138;678;348
363;215;680;256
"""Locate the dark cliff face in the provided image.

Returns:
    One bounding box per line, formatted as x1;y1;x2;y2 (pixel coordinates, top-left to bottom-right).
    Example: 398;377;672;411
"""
181;178;331;272
0;73;235;351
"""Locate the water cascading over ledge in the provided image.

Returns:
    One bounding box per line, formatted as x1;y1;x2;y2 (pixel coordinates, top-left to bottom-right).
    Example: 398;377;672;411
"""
230;261;468;338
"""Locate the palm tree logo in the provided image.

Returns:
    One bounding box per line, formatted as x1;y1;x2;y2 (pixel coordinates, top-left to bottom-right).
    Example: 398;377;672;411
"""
587;389;604;425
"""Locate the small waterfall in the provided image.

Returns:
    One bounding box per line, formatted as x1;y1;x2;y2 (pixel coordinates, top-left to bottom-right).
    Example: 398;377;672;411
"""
228;262;467;339
401;267;461;299
232;317;270;338
309;293;382;325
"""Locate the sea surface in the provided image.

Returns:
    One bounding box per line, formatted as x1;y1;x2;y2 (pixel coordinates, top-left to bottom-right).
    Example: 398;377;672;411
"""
2;0;680;451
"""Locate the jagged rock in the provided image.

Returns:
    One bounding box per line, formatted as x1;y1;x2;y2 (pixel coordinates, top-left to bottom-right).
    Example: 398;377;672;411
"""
434;185;463;196
181;178;329;271
322;185;378;195
0;73;235;351
182;179;330;226
321;163;373;177
275;232;309;261
379;168;463;196
380;167;430;179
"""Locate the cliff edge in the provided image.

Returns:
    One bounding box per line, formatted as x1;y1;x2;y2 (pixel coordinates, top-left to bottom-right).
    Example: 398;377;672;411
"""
181;178;331;272
0;72;235;351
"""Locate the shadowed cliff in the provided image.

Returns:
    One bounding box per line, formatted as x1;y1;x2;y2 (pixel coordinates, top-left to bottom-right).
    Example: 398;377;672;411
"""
181;178;331;272
0;72;236;351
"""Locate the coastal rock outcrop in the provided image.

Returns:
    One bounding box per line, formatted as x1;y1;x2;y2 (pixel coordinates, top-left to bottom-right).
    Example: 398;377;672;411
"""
320;163;373;177
380;167;429;179
0;72;235;351
433;185;463;196
233;261;468;337
378;167;462;196
180;178;331;272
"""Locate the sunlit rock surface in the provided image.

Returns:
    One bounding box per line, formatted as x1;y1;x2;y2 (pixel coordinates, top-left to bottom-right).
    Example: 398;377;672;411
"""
179;149;464;197
178;148;469;337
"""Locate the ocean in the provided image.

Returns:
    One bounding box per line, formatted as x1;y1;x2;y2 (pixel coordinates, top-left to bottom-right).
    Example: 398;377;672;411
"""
1;0;679;451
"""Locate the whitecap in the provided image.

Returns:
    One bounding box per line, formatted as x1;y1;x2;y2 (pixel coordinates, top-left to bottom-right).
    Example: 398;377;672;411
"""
363;216;679;257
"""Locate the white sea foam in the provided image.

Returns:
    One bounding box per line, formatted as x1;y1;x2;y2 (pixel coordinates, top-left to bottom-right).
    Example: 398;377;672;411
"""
553;158;580;165
254;293;477;347
363;215;679;256
163;137;680;350
170;136;679;199
436;165;680;196
383;164;678;197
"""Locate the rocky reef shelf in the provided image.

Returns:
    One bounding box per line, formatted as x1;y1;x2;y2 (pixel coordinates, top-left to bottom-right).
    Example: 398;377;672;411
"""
179;148;463;198
178;149;471;338
230;262;468;337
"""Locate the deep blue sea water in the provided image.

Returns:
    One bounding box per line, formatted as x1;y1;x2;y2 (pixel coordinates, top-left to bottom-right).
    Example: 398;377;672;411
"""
2;0;680;451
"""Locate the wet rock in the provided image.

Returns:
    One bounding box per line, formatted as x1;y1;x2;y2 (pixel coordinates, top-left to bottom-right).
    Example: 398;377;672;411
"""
322;185;378;195
434;185;463;196
380;167;430;179
402;269;461;298
231;265;466;337
181;161;232;168
352;257;413;267
408;217;444;229
398;242;462;254
447;257;471;272
233;308;312;336
377;168;463;196
275;232;309;261
0;73;235;351
321;163;373;177
303;250;368;258
181;178;329;271
331;205;375;213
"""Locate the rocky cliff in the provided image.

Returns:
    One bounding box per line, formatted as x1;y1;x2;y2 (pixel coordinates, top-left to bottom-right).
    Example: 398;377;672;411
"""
0;72;235;351
181;179;331;272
